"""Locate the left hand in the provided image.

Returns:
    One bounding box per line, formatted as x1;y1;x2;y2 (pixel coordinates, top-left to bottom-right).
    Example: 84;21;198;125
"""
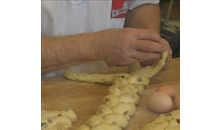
140;38;172;68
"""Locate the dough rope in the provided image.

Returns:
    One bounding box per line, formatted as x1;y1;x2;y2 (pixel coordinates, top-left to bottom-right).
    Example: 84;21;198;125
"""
64;69;130;85
65;51;169;130
130;51;168;78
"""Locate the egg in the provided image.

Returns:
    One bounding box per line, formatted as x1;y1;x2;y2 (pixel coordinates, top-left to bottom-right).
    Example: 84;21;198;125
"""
174;93;180;109
155;85;177;100
148;91;172;113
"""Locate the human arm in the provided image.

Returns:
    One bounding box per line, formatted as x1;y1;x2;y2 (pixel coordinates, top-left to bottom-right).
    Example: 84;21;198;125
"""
125;4;172;68
41;28;166;74
41;34;91;74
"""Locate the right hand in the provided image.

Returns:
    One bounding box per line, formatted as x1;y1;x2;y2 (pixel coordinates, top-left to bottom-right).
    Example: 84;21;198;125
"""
87;28;166;65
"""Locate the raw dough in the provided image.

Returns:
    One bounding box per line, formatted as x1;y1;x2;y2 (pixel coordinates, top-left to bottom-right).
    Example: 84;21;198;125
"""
121;84;144;95
131;51;168;78
128;62;142;73
86;115;105;128
41;109;77;123
90;123;122;130
41;109;77;130
106;85;123;96
64;69;129;85
118;93;140;105
112;76;128;87
111;103;136;116
76;124;90;130
112;74;150;87
141;109;180;130
103;113;130;128
102;95;120;108
96;105;113;117
41;116;72;130
127;75;150;87
61;51;170;130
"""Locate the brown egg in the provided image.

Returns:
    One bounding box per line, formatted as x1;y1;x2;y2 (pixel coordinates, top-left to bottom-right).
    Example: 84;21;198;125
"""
148;91;172;113
155;85;177;100
174;93;180;109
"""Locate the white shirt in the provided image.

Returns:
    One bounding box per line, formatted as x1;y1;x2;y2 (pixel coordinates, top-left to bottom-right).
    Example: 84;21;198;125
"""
41;0;159;78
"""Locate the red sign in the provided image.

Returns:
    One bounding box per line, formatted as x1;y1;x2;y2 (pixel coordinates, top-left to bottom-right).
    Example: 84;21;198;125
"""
111;0;129;18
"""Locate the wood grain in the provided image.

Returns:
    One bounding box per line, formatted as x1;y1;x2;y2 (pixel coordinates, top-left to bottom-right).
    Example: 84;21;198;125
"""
41;57;180;130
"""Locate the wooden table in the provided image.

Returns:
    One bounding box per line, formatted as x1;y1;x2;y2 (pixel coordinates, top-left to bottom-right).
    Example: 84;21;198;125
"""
41;57;180;130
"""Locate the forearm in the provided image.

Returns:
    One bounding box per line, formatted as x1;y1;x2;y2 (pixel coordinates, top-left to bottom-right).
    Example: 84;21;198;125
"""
41;34;96;74
41;27;167;74
125;4;161;34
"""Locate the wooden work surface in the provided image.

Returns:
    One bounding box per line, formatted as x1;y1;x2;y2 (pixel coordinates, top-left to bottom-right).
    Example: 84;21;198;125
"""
41;57;180;130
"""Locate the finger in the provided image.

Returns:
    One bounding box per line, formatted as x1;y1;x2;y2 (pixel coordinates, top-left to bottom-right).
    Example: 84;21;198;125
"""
135;40;166;53
129;49;161;61
134;29;161;42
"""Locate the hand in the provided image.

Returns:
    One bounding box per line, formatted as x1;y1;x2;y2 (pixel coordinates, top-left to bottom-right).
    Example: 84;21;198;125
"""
88;28;167;65
140;38;173;68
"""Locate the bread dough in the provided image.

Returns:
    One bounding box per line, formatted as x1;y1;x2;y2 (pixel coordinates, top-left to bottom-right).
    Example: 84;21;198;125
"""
41;109;77;124
76;124;90;130
41;109;77;130
111;103;136;116
61;51;170;130
41;115;72;130
131;51;168;78
86;115;105;128
103;113;130;128
121;84;144;95
141;109;180;130
102;95;120;108
112;76;128;87
128;62;142;73
96;105;113;117
127;75;150;87
112;75;150;87
118;93;140;105
90;123;122;130
64;69;129;85
106;85;123;96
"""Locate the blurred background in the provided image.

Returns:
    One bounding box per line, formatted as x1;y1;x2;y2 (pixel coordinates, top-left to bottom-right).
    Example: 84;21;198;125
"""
160;0;180;58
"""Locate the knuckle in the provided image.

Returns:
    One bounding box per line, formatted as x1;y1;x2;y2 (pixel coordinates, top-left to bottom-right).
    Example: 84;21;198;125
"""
148;31;155;38
121;39;134;49
120;49;130;57
125;28;135;35
148;30;160;41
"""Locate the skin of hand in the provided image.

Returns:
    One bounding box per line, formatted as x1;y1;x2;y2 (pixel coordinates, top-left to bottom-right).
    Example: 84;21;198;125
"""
41;28;166;74
88;28;167;65
139;38;172;68
125;4;172;68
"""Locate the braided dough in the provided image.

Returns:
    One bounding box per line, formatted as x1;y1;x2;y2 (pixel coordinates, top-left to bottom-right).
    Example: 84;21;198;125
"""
103;113;130;128
141;109;180;130
41;109;77;130
64;51;169;130
96;105;113;117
